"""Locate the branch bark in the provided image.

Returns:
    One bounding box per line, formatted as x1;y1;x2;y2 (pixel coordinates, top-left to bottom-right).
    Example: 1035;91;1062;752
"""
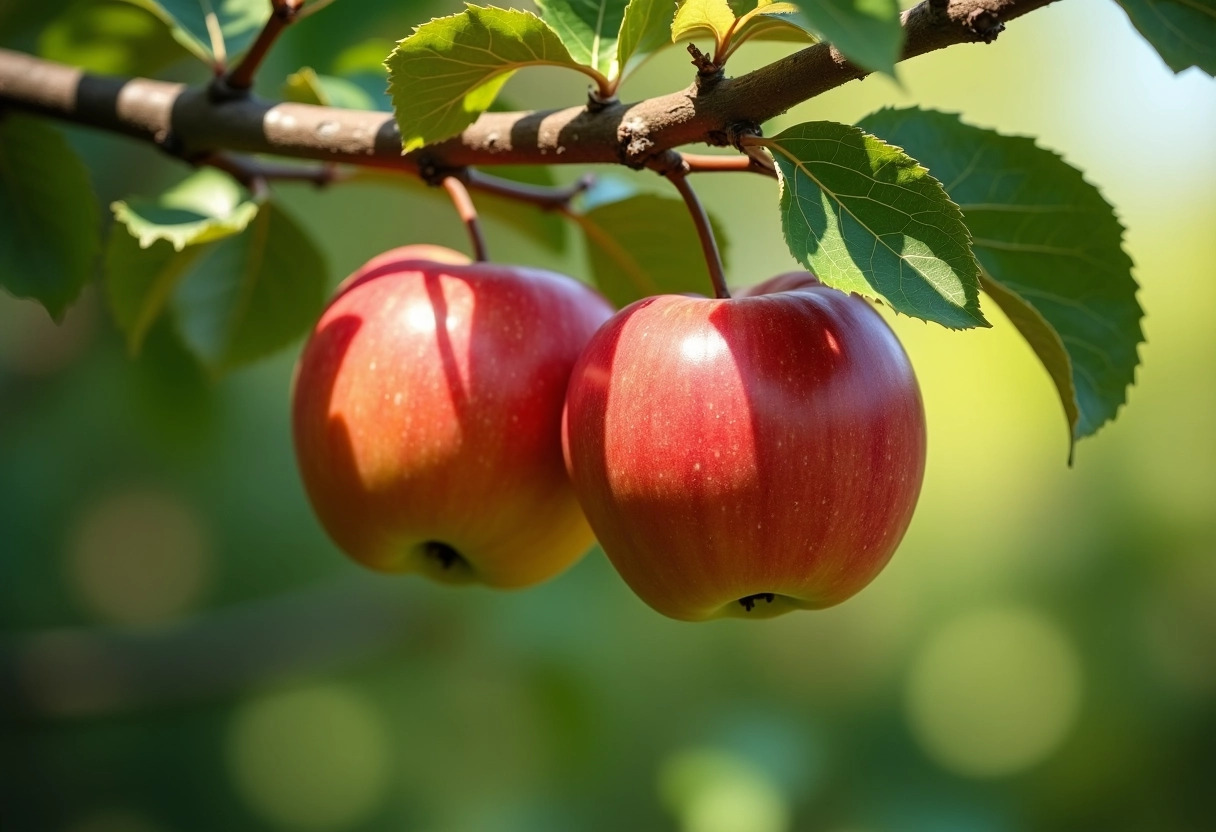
0;0;1059;174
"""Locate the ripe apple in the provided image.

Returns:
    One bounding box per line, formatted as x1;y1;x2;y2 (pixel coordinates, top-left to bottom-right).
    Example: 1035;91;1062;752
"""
292;245;614;588
563;272;926;620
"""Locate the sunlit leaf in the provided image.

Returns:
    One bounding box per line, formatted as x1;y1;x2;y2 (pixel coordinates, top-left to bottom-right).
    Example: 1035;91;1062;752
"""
536;0;628;79
762;120;986;329
106;168;259;352
858;107;1144;448
729;0;818;54
578;189;730;307
1114;0;1216;75
119;0;269;65
617;0;679;77
671;0;737;53
0;115;101;321
387;5;601;153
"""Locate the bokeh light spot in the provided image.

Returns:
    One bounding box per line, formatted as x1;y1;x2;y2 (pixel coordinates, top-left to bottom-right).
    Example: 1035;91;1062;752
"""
67;488;211;626
659;747;790;832
227;685;390;831
904;607;1082;778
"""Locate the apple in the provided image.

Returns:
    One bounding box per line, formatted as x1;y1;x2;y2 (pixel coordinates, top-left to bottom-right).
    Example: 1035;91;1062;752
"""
292;245;614;588
562;272;926;620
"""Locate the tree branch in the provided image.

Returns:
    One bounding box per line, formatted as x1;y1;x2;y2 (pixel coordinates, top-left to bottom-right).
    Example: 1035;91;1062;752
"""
0;0;1059;174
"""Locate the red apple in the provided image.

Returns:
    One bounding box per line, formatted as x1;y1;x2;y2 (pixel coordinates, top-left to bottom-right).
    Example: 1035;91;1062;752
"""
563;273;926;620
292;245;614;588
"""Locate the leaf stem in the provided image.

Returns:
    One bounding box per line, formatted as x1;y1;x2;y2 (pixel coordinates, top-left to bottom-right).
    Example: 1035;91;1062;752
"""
665;157;730;300
441;174;489;263
682;153;776;176
224;0;304;92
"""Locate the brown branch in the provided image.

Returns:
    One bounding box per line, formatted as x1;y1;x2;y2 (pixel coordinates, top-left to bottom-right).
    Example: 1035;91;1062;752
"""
198;151;339;188
0;0;1060;173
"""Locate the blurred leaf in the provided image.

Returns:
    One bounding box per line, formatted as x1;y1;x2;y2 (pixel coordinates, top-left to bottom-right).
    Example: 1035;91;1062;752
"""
106;169;259;353
0;115;101;321
1114;0;1216;75
39;0;185;75
535;0;628;80
119;0;269;66
794;0;901;75
617;0;679;77
387;6;599;153
330;38;394;111
131;315;217;445
671;0;737;52
479;165;569;251
763;120;986;329
858;107;1144;447
284;67;377;110
578;191;730;307
172;202;327;372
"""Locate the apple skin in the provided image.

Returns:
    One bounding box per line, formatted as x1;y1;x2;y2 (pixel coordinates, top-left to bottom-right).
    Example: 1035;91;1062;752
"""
562;272;926;620
292;245;614;588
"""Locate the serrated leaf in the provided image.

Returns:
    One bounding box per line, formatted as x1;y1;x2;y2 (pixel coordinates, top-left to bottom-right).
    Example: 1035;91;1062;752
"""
672;0;738;52
1114;0;1216;75
387;6;601;153
39;0;185;76
617;0;679;77
536;0;628;79
284;67;377;110
119;0;269;66
0;115;101;321
762;121;985;329
795;0;901;75
106;169;259;352
578;191;730;307
858;107;1144;448
171;202;327;372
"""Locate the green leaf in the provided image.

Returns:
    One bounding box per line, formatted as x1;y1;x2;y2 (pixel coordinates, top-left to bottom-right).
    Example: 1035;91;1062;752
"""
39;0;186;76
795;0;901;75
536;0;629;79
730;0;818;53
577;190;730;307
387;5;601;153
118;0;269;66
671;0;737;52
284;67;378;110
1114;0;1216;75
762;120;985;329
617;0;679;77
172;202;327;372
106;168;259;352
857;107;1144;447
0;115;101;321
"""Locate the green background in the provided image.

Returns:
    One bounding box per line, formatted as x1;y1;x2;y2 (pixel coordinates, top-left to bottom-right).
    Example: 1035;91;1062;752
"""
2;0;1214;830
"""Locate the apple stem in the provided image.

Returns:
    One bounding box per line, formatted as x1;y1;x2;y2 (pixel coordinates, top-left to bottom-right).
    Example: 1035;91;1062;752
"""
667;163;731;299
441;174;489;262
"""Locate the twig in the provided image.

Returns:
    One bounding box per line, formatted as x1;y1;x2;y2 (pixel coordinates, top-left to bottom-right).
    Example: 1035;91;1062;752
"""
465;169;596;209
681;153;776;176
441;174;489;262
198;151;340;188
223;0;305;93
664;155;731;300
